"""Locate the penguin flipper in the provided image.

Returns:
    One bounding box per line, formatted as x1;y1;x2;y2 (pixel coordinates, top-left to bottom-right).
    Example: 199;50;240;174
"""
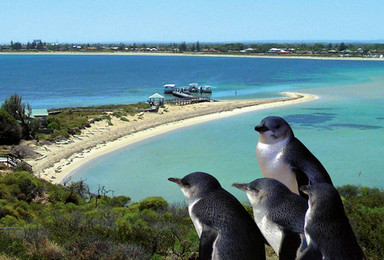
296;244;322;260
278;228;302;260
290;166;309;199
199;224;219;260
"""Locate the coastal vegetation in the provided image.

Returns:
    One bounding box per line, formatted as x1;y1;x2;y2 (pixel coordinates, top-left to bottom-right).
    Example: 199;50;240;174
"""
0;94;151;145
0;169;383;259
2;40;384;58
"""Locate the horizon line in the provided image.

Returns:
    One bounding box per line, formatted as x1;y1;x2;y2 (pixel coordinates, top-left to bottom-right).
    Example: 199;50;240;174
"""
2;39;384;45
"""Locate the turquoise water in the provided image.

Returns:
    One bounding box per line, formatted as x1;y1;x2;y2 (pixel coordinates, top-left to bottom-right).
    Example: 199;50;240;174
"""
1;55;383;203
1;54;382;107
70;81;384;203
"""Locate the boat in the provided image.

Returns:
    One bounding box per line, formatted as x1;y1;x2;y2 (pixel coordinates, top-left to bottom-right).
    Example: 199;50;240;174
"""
163;84;176;94
188;83;199;92
199;85;212;93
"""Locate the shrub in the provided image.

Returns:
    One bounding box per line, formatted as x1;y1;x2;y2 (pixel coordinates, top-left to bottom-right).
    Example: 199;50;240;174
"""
138;197;168;211
0;230;26;258
338;185;384;259
0;109;22;145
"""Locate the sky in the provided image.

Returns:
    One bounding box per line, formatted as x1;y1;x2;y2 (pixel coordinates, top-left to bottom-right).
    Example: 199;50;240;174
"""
1;0;383;44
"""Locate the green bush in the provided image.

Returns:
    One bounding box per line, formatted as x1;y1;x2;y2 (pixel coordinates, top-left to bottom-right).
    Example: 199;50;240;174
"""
120;116;129;122
138;197;168;211
0;109;22;145
338;185;384;259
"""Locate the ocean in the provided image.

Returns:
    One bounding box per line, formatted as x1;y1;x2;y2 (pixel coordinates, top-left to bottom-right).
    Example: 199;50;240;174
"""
1;54;383;203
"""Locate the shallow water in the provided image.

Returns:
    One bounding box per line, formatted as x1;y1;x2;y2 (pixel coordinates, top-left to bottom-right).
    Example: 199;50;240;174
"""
70;79;384;203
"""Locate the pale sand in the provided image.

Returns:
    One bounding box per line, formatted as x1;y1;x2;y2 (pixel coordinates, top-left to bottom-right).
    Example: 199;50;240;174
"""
27;92;318;184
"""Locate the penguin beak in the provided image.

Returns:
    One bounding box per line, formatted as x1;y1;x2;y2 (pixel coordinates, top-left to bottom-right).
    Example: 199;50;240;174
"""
254;125;269;133
300;185;310;195
168;177;182;185
232;183;248;191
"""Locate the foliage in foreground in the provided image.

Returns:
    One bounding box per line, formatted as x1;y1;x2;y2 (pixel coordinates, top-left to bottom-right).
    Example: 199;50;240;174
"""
0;171;383;259
0;171;198;259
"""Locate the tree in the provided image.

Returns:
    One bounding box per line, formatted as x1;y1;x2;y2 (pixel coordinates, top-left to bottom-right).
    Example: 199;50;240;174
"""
179;42;187;52
1;94;33;139
196;41;200;52
37;42;44;50
0;109;22;144
13;42;22;50
338;42;347;52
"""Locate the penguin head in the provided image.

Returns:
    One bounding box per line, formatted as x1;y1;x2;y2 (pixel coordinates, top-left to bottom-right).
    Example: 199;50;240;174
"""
255;116;294;144
300;183;344;214
169;172;221;203
232;178;280;206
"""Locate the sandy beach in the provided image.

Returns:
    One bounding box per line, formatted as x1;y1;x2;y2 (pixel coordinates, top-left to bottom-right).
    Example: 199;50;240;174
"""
1;51;384;62
27;92;317;184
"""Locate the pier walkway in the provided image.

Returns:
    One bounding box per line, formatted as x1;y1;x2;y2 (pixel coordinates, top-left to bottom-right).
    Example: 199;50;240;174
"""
167;97;211;106
0;156;17;167
0;154;31;168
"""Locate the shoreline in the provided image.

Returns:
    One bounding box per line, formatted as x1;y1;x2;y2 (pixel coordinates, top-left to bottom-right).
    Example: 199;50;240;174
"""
1;51;384;62
28;92;318;184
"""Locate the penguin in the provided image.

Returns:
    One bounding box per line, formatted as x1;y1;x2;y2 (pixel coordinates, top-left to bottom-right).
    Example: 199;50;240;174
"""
254;116;333;198
298;183;365;260
168;172;266;260
232;178;311;260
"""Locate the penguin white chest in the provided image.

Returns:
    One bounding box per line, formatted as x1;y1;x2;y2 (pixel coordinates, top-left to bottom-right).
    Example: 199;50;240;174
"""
304;202;313;246
253;209;283;255
256;141;299;194
188;199;203;237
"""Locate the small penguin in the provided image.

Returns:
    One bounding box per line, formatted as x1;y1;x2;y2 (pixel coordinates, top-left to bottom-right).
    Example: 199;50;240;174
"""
168;172;266;260
233;178;310;260
298;183;365;260
254;116;333;197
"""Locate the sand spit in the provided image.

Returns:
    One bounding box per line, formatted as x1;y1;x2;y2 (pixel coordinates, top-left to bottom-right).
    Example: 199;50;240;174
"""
27;92;317;184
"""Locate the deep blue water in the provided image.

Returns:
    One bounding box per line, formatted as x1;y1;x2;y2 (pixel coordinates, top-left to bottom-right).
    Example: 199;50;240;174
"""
1;54;384;203
1;54;382;108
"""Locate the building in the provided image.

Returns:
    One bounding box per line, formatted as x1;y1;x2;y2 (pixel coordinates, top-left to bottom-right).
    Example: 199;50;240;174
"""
31;109;49;127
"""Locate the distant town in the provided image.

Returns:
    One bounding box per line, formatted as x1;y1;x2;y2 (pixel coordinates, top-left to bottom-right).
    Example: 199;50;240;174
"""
2;40;384;58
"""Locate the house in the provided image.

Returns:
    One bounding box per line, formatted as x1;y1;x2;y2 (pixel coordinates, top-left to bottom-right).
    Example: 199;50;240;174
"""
31;109;49;127
268;48;281;53
240;48;254;53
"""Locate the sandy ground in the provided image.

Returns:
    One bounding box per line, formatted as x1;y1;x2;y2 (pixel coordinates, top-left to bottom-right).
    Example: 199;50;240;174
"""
26;92;317;184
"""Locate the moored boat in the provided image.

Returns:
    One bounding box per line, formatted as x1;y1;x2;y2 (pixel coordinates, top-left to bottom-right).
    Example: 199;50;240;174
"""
188;82;199;92
163;84;176;94
199;85;212;93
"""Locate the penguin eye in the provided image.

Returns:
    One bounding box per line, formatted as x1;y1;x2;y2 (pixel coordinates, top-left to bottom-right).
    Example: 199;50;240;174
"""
251;188;259;193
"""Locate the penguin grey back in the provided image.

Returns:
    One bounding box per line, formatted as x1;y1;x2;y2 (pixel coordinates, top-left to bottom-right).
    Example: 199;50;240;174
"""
233;178;308;259
169;172;266;260
235;178;308;233
299;183;365;260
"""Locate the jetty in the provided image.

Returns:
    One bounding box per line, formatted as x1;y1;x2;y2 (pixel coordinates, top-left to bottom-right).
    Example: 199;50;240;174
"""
0;154;31;168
